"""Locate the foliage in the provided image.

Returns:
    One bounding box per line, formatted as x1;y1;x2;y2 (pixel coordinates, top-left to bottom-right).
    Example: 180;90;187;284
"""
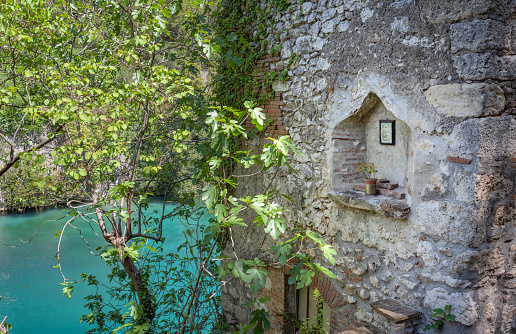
0;319;11;334
291;289;328;334
0;1;337;333
0;275;12;334
357;162;378;179
78;209;223;333
0;159;73;210
423;304;456;331
211;0;299;110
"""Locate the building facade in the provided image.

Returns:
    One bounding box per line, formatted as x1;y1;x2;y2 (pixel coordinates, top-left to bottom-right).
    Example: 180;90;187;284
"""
221;0;516;333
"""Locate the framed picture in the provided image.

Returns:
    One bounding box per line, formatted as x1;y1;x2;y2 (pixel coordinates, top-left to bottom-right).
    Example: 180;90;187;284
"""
379;120;395;145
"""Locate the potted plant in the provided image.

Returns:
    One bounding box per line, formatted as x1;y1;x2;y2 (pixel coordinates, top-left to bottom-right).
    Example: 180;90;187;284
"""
358;162;378;195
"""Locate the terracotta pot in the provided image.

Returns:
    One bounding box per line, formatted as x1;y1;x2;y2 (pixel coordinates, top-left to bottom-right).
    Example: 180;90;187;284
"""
364;178;377;195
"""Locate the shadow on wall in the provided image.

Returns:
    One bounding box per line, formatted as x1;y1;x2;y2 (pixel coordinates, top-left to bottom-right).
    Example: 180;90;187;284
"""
332;94;413;194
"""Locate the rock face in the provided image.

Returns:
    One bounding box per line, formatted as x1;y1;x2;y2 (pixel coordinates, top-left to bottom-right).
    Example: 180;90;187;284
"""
221;1;516;333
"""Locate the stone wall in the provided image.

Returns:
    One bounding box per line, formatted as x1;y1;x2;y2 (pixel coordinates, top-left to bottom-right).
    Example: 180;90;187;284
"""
221;0;516;333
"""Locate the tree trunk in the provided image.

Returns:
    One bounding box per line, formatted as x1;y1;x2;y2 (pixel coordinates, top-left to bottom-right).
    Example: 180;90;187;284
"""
119;250;156;325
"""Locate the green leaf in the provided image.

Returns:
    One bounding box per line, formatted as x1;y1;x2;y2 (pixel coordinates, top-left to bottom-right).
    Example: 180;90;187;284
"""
249;107;266;126
314;262;337;279
322;244;337;265
272;243;291;265
230;259;251;283
226;215;247;226
60;283;74;299
124;246;139;260
214;204;228;222
248;309;270;334
306;230;326;245
432;308;444;317
201;185;218;210
247;267;268;294
297;268;315;289
263;215;285;239
444;314;456;322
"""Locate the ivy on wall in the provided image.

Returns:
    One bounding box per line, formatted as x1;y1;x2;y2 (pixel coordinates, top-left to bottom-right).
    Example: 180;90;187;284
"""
211;0;300;109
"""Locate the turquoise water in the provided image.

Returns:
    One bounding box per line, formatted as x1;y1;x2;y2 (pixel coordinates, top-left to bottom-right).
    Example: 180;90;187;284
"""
0;203;210;333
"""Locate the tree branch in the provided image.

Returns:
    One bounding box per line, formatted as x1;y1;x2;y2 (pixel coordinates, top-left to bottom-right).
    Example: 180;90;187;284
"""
0;123;64;177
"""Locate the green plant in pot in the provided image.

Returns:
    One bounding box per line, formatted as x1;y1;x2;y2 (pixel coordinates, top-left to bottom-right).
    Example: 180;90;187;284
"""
358;163;378;195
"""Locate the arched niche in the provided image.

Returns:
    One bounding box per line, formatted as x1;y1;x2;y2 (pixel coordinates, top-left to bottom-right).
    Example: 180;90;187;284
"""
332;93;412;195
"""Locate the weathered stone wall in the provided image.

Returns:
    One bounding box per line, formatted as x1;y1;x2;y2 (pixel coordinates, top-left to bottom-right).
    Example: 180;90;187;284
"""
222;0;516;333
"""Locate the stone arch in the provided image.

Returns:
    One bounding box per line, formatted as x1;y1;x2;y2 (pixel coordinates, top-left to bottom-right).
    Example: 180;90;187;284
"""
279;261;348;332
331;92;413;195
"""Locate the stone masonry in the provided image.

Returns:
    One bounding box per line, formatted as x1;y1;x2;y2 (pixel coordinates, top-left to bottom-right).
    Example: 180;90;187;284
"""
221;1;516;333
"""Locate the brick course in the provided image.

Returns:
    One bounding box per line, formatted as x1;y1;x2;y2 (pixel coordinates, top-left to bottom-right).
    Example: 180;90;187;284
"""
244;54;289;138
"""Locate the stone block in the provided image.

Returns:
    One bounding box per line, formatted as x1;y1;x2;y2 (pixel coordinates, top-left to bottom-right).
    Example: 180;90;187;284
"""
338;327;374;334
424;288;479;326
281;40;293;58
453;170;476;203
450;20;509;53
293;36;312;55
416;200;476;245
420;0;500;24
301;1;314;15
425;83;505;118
370;299;421;334
453;53;496;80
272;81;290;92
448;119;481;155
371;299;421;323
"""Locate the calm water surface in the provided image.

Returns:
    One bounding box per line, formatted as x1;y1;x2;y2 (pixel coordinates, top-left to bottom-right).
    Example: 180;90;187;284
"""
0;203;208;334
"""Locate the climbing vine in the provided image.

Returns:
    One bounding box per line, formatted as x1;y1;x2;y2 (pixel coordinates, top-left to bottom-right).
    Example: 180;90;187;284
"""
211;0;301;109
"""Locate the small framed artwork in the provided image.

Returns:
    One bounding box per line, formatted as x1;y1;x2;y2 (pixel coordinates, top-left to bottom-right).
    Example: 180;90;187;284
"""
379;120;395;145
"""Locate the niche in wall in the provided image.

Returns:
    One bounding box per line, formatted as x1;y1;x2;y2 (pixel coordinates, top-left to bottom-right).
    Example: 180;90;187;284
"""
332;94;412;195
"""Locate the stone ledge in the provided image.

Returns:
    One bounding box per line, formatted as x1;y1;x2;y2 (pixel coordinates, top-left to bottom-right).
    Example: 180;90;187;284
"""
370;299;421;323
353;184;405;200
338;327;374;334
328;190;410;220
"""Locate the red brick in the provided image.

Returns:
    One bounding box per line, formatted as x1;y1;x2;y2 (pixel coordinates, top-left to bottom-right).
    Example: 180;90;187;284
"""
268;100;285;106
331;295;344;308
262;56;280;62
510;157;516;163
317;279;324;293
350;320;361;328
265;109;282;115
322;277;330;299
265;112;281;118
447;156;473;164
376;182;398;190
379;188;405;199
326;286;336;304
274;130;289;135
